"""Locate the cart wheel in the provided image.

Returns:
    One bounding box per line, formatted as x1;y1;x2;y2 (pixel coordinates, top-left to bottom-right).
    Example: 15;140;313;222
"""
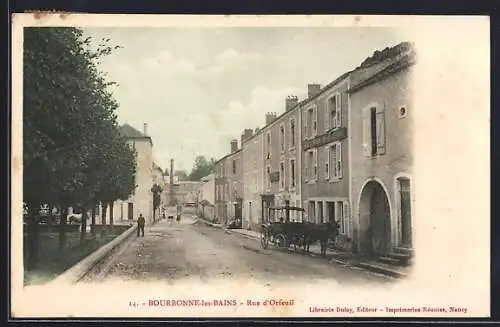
260;228;269;249
275;234;287;249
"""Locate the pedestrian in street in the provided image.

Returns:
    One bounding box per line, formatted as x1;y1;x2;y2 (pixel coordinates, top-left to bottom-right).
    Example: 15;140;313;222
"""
137;214;145;237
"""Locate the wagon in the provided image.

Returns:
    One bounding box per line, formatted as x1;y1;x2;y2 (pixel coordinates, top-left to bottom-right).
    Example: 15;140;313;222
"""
259;206;307;250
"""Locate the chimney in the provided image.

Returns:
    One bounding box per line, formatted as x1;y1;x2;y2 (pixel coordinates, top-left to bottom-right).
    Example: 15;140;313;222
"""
143;122;148;135
307;84;322;98
170;159;174;185
286;95;299;111
240;128;254;145
265;112;277;125
230;139;238;153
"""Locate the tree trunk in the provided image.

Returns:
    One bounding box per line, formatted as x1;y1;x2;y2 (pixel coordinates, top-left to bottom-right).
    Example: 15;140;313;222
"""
91;206;96;237
26;204;40;270
80;208;88;246
58;205;68;253
109;201;114;226
47;205;54;233
101;202;107;225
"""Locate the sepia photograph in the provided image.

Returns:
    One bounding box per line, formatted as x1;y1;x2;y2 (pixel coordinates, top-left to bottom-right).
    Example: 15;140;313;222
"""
10;14;490;318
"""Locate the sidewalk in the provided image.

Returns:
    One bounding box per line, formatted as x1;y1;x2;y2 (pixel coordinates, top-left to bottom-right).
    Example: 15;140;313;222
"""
224;227;410;279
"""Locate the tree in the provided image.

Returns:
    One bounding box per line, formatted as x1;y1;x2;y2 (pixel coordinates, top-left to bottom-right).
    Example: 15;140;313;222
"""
188;156;216;181
23;27;128;266
151;183;163;222
175;170;189;181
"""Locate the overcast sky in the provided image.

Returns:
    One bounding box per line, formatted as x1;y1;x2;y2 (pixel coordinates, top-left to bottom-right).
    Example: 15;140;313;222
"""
82;27;410;172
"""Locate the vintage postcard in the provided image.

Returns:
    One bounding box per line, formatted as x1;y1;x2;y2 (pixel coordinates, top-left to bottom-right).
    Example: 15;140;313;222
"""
11;14;490;319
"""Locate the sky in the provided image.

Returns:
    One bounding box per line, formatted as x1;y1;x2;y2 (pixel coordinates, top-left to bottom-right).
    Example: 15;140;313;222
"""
82;27;410;172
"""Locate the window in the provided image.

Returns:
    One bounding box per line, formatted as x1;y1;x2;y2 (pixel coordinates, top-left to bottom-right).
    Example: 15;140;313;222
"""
327;93;342;130
290;159;296;188
280;162;285;189
308;151;314;181
324;146;330;179
363;106;386;157
337;201;344;233
308;201;316;222
232;160;236;174
307;108;314;138
266;132;271;159
280;125;285;152
313;149;318;179
266;166;271;189
290;119;295;147
329;142;343;179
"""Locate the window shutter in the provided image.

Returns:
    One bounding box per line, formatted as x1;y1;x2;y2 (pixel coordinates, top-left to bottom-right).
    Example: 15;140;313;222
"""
303;111;308;138
314;107;318;136
325;146;330;179
336;93;342;128
325;99;330;131
314;149;318;179
362;107;371;157
337;142;343;179
376;111;386;154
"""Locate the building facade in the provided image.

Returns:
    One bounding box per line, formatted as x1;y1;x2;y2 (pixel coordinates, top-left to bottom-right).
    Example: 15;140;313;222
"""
215;140;243;224
241;128;265;230
300;77;353;250
199;173;216;220
111;123;154;225
349;42;415;256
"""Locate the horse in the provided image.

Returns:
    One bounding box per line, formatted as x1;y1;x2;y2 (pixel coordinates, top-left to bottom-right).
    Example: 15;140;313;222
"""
303;221;341;257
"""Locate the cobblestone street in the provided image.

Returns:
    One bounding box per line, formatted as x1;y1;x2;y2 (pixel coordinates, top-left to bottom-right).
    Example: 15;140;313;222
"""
83;215;393;286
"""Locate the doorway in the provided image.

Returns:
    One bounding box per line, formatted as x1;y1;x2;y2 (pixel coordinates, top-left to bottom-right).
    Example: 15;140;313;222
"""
128;203;134;220
359;180;391;255
398;178;412;247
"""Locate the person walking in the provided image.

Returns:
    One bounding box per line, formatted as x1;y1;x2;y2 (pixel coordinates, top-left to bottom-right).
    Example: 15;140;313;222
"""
137;213;145;237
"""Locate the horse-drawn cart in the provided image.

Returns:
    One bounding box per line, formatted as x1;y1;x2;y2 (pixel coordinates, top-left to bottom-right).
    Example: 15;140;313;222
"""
260;206;308;250
259;206;341;257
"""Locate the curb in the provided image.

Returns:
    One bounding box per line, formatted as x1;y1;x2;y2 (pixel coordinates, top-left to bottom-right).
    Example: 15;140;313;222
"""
226;228;406;279
352;262;406;279
49;224;138;285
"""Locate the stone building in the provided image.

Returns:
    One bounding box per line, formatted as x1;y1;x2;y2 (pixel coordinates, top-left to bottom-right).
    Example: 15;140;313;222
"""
110;123;154;224
198;173;216;220
300;76;353;250
241;128;264;230
215;140;243;224
349;42;415;257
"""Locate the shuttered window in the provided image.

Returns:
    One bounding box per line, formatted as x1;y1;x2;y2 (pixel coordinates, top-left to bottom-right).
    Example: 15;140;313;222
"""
324;146;330;179
364;105;386;157
336;141;342;179
376;111;386;154
335;93;342;128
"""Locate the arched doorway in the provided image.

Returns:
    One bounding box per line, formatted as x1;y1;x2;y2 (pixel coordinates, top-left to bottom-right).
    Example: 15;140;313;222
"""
359;180;391;255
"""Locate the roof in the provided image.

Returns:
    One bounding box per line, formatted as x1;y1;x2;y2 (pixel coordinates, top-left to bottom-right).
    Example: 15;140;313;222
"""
120;124;153;145
215;148;242;165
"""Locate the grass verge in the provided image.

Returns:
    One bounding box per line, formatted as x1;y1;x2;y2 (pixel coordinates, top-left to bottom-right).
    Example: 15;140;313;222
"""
23;231;121;285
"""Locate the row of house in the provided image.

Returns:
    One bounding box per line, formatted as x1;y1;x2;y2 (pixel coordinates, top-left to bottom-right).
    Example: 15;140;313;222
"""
214;41;415;257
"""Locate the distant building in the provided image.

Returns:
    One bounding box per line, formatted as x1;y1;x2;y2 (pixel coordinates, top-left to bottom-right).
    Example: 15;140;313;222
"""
215;140;243;224
199;174;215;220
